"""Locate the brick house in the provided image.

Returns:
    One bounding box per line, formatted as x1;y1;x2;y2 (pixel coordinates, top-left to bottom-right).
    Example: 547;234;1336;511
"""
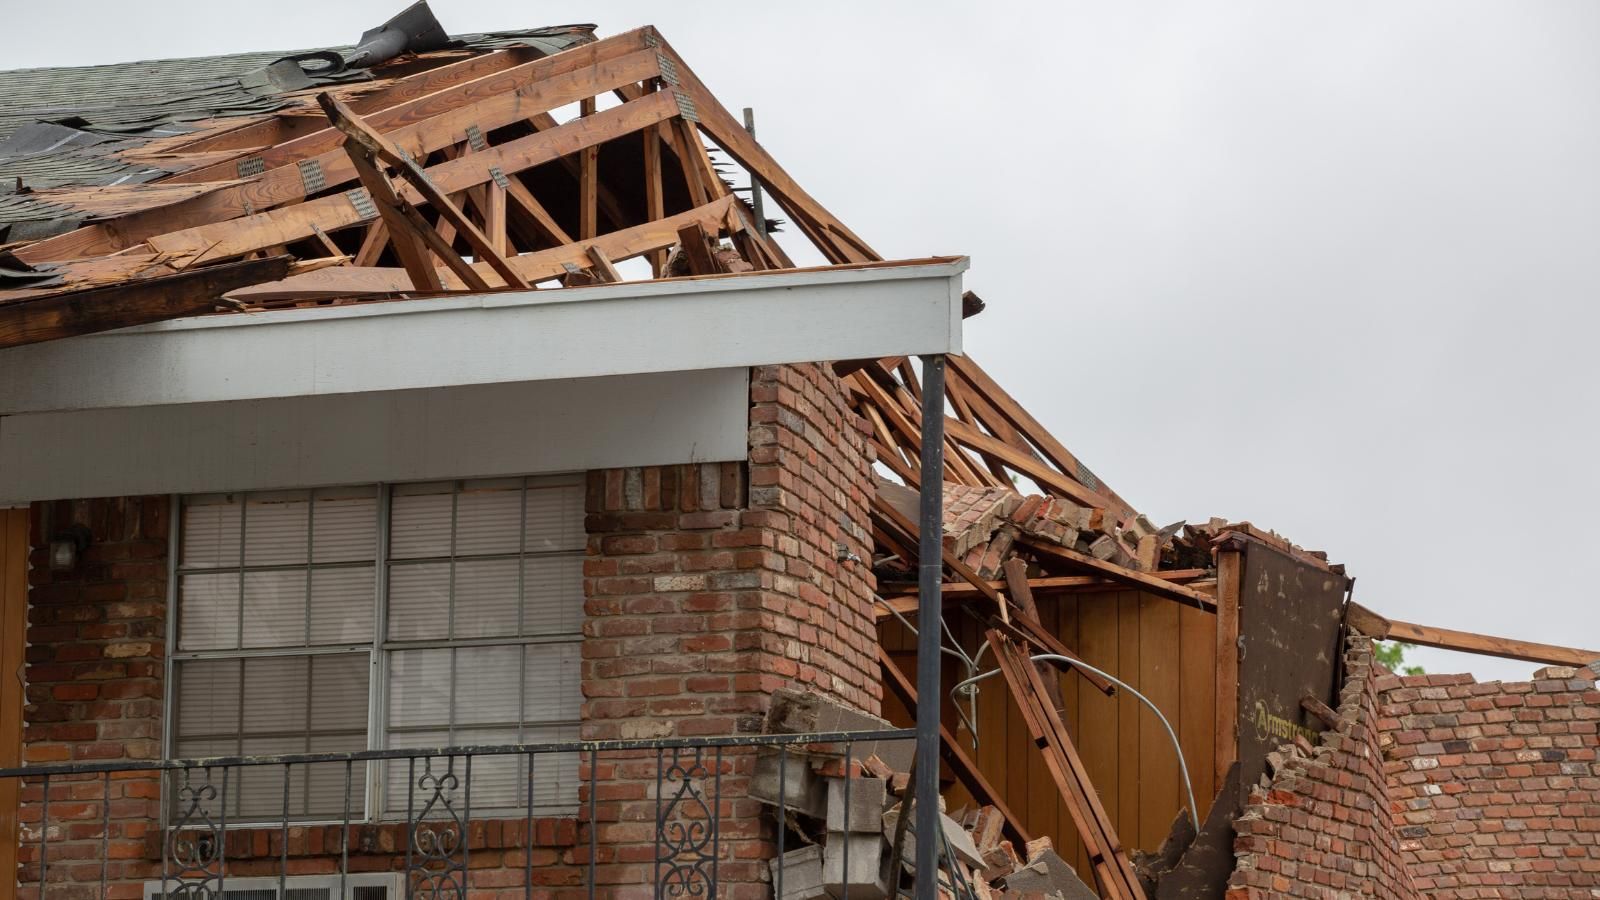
0;7;1596;900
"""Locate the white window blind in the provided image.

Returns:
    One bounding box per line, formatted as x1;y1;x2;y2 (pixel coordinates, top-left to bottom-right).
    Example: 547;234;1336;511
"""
169;475;585;820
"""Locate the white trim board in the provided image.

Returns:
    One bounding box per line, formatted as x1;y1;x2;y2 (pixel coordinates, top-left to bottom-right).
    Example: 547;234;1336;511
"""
0;259;966;415
0;369;749;504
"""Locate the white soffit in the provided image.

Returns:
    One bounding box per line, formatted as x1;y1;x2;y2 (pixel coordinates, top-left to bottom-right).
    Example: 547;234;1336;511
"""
0;369;749;504
0;259;967;415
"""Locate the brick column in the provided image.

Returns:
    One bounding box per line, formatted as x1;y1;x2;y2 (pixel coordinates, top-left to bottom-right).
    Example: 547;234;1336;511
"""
20;497;168;900
581;363;882;900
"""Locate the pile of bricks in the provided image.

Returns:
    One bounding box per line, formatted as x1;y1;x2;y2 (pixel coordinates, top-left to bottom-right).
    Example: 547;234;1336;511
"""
756;689;1095;900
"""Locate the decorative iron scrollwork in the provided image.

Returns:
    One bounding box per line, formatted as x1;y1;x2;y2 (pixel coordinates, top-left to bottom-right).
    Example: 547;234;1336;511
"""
164;769;225;900
655;747;719;900
407;759;469;900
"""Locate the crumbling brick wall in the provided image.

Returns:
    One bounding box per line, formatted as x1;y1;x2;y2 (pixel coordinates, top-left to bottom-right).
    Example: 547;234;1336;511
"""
1227;635;1421;898
582;362;881;900
1378;665;1600;896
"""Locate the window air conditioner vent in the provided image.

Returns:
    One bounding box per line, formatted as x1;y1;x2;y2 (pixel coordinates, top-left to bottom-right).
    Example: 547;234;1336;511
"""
144;873;403;900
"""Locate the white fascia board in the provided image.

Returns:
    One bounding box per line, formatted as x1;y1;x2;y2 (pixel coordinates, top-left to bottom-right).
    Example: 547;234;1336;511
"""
0;369;749;504
0;259;966;415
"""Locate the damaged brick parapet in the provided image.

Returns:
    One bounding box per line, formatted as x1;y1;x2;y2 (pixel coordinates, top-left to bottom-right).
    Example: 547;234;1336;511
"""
1377;663;1600;896
1226;635;1421;899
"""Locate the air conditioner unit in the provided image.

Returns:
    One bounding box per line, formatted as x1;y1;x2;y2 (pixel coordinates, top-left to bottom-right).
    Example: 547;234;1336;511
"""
144;872;404;900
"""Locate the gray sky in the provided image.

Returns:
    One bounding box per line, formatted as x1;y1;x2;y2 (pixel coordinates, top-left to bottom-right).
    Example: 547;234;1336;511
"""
9;2;1597;679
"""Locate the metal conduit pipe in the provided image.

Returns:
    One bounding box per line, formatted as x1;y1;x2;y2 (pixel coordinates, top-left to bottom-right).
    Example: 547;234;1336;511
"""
952;654;1201;832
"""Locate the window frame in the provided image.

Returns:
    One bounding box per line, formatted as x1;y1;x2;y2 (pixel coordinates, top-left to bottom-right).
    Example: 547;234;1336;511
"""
161;476;585;824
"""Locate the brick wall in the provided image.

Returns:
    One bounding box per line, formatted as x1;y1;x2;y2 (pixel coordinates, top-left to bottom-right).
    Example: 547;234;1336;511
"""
1227;635;1421;898
1229;634;1600;899
581;362;881;900
11;362;884;900
19;497;168;900
1378;665;1600;896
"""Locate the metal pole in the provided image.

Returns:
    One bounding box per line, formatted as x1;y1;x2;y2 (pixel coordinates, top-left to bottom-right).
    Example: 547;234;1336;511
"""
913;354;945;900
741;107;768;237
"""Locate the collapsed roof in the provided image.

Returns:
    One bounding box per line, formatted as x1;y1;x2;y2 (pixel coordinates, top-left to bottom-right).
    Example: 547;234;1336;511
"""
1;6;1596;897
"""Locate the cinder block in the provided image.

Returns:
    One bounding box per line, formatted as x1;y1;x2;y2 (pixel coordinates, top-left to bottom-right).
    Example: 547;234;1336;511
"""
751;750;826;818
822;831;889;900
770;844;828;900
880;804;984;871
826;776;888;833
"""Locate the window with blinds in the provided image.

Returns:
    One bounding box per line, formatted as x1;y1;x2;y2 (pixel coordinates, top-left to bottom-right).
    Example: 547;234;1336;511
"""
170;476;585;821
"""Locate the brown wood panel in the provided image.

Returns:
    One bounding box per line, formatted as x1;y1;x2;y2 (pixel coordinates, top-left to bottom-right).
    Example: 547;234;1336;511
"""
0;508;30;900
875;585;1221;879
1076;591;1121;876
1136;593;1183;850
1116;592;1142;850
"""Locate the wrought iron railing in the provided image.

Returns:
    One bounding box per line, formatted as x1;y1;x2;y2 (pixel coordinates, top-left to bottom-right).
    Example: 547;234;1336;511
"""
2;729;917;900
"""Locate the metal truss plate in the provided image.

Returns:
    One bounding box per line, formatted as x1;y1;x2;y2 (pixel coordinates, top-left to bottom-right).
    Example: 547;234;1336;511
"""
673;90;699;123
346;188;377;220
297;158;325;194
465;124;486;152
657;54;680;86
488;166;511;191
236;156;266;178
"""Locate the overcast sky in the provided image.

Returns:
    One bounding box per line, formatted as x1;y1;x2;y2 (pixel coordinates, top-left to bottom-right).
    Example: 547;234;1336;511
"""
9;2;1597;680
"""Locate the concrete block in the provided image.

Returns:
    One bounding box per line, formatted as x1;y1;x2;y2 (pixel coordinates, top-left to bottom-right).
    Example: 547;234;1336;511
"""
822;831;889;900
880;804;984;871
765;688;914;771
1003;848;1097;900
826;776;888;833
770;844;828;900
751;750;827;818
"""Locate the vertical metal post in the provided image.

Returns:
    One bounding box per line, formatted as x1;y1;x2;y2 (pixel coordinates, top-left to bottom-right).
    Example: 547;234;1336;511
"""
741;108;768;237
913;355;945;900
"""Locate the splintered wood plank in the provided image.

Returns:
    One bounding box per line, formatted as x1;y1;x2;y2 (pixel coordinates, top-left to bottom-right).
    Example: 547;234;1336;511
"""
148;91;680;266
1137;592;1182;852
1377;613;1600;668
0;256;290;349
1020;537;1218;614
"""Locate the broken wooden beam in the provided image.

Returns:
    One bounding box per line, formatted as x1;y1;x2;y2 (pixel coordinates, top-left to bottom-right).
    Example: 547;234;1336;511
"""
1345;602;1600;668
0;256;290;349
1018;536;1218;614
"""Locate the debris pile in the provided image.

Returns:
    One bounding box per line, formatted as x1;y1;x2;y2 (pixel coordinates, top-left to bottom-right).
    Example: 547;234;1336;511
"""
756;689;1098;900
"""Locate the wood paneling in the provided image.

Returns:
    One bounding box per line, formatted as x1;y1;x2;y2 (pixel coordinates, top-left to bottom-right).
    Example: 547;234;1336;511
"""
0;508;31;900
879;588;1220;884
